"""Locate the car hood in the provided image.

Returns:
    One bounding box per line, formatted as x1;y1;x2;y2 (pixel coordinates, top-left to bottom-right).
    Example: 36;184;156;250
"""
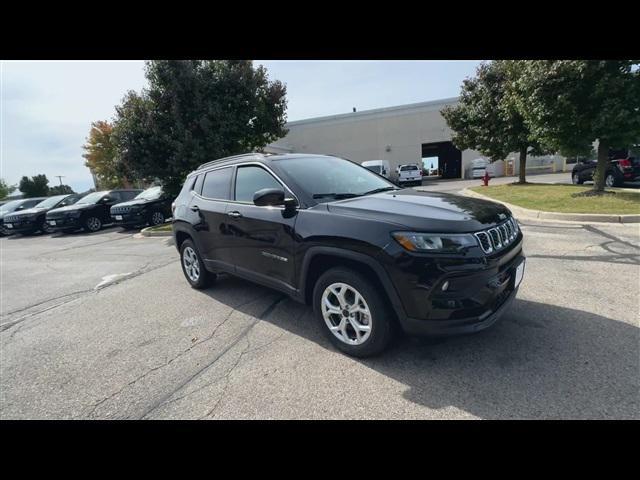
4;207;47;218
111;198;154;208
325;189;511;233
47;204;93;215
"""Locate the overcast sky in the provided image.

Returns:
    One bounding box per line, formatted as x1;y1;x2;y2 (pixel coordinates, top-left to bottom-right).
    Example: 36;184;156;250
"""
1;60;481;193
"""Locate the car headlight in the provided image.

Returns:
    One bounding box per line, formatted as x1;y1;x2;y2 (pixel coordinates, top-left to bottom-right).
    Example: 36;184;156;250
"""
392;231;478;253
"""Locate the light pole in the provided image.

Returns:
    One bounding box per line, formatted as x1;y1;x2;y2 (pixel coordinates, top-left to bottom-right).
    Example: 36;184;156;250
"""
55;175;65;186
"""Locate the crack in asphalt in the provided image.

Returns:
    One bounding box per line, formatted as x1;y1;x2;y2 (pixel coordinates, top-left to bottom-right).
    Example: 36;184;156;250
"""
0;259;177;338
135;295;288;420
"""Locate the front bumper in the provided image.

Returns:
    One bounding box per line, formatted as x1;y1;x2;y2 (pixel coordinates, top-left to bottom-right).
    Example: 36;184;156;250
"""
2;219;39;234
385;236;525;337
111;212;146;226
45;216;82;231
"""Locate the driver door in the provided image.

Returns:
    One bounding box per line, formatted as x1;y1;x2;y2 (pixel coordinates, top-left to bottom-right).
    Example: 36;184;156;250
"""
227;164;298;294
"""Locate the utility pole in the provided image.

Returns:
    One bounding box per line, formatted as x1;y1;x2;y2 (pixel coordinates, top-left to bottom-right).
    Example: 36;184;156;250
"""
55;175;65;186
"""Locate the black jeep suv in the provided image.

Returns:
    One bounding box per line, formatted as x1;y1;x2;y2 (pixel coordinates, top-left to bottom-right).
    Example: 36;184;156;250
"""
0;197;48;235
172;153;525;357
46;189;142;233
2;194;81;235
571;157;640;187
110;186;173;229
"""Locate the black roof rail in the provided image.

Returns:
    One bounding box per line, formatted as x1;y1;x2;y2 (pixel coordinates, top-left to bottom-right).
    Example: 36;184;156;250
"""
197;152;270;170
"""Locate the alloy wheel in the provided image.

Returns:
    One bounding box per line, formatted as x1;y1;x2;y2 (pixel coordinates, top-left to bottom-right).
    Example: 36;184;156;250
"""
182;246;200;282
86;217;101;232
605;174;615;187
321;282;372;345
151;211;164;225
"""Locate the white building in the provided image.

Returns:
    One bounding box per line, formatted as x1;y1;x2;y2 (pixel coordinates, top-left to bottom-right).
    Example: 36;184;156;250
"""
267;97;568;180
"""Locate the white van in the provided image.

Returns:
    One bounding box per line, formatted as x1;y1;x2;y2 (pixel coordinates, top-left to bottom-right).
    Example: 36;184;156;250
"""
362;160;391;179
396;163;423;186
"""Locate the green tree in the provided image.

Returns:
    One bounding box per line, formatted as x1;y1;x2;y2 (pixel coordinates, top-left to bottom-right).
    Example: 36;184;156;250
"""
82;120;132;189
49;184;75;195
19;174;49;197
441;60;550;184
112;60;288;194
513;60;640;192
0;178;17;199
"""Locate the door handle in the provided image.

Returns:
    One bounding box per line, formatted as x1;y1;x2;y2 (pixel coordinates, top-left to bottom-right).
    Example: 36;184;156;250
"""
227;211;242;218
190;205;200;212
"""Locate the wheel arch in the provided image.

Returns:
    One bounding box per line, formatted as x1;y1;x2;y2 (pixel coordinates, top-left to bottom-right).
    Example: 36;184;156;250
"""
300;247;407;323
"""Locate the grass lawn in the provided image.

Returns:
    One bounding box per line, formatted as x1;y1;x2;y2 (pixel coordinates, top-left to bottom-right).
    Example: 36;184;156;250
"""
146;223;172;232
470;183;640;215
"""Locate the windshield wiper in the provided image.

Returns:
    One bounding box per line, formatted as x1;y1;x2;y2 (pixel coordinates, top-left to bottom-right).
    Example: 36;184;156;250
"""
360;186;399;195
312;193;361;199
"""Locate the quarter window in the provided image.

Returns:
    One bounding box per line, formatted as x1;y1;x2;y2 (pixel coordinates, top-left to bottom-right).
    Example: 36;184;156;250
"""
201;167;232;200
235;166;282;203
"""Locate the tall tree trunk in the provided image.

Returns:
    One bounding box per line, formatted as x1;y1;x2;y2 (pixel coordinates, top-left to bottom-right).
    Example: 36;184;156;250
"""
593;140;608;192
518;147;527;184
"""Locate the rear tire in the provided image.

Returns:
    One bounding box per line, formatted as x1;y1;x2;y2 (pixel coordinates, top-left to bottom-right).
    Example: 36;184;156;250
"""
149;211;165;226
313;267;394;357
180;239;214;289
605;172;619;187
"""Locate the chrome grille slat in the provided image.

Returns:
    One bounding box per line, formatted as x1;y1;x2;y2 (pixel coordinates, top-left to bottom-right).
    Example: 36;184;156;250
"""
474;217;519;255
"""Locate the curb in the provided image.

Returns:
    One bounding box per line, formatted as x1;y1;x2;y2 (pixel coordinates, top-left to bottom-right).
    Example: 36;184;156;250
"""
461;188;640;224
140;225;173;237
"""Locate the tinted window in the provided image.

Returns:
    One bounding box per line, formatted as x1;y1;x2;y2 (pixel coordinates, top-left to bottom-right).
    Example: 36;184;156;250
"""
201;168;232;200
235;166;282;203
108;192;123;203
23;199;43;208
364;165;382;174
401;165;418;171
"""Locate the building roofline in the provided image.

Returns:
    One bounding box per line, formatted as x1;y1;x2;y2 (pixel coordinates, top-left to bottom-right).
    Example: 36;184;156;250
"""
285;96;460;127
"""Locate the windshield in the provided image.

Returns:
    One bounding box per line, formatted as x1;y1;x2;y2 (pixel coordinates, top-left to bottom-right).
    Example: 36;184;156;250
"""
135;186;163;200
0;200;24;213
76;191;107;205
34;195;69;209
364;165;382;174
275;156;396;202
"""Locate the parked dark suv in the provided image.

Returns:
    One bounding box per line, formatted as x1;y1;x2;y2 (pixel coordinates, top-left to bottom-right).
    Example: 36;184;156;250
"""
571;157;640;187
110;186;173;229
2;194;82;235
0;197;48;236
172;153;525;357
46;189;142;233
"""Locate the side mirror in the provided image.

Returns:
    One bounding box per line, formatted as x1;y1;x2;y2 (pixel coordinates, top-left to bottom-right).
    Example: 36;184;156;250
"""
253;188;285;207
102;196;112;203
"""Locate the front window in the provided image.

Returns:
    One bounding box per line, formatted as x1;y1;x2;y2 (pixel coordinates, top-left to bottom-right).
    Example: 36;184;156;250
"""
235;166;283;203
135;186;163;200
76;191;108;204
274;156;396;202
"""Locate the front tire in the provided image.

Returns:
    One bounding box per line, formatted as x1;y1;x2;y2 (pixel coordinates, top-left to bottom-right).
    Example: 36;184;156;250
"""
149;211;165;226
180;239;214;289
572;172;583;184
84;216;102;232
313;267;394;357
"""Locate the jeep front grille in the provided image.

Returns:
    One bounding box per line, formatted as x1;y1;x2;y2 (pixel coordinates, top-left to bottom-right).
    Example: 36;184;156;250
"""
474;217;519;255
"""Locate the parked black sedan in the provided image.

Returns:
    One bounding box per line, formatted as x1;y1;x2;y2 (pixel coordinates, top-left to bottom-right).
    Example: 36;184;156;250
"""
572;157;640;187
46;189;142;233
0;197;48;235
2;194;82;235
110;186;173;229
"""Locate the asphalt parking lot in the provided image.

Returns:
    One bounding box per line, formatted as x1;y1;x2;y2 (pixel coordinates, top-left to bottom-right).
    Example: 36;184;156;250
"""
1;214;639;419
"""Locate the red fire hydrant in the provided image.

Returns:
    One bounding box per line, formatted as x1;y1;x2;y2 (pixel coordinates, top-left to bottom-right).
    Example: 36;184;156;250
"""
482;171;491;186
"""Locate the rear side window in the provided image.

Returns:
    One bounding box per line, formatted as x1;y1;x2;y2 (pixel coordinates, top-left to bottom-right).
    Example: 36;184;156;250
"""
235;166;282;203
201;167;232;200
193;174;204;194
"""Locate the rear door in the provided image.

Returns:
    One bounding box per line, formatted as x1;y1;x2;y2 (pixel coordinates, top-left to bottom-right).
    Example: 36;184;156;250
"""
228;164;298;293
191;166;235;272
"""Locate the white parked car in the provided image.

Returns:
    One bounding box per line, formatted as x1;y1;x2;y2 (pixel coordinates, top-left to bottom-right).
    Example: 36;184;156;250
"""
362;160;391;179
396;164;423;186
